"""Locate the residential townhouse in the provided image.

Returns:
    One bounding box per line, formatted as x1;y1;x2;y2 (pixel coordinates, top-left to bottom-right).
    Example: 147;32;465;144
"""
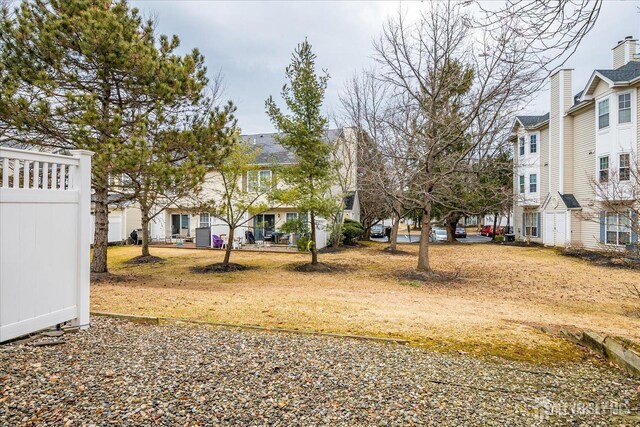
96;128;360;248
512;36;640;250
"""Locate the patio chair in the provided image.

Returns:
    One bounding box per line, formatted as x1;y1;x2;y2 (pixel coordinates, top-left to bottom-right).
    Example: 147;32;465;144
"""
220;234;227;248
232;237;242;250
245;230;256;244
211;234;224;249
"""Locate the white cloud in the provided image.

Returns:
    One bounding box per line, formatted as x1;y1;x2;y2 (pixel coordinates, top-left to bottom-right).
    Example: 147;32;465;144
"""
131;0;640;132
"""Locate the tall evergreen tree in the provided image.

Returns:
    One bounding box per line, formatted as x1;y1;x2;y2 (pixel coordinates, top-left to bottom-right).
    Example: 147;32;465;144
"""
265;40;337;265
0;0;217;272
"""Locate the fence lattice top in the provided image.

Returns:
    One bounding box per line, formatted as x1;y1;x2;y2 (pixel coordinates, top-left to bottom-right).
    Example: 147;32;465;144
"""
0;147;80;191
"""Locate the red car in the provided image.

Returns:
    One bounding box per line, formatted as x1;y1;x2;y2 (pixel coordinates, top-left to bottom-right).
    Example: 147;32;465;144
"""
480;225;504;237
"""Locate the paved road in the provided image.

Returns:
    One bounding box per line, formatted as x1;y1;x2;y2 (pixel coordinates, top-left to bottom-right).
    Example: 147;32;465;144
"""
370;233;492;244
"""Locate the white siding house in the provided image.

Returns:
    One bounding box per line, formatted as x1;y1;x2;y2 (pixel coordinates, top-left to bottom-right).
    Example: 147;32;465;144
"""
512;36;640;250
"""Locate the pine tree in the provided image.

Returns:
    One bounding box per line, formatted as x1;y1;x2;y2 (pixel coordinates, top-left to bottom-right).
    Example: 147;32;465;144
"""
0;0;224;271
265;40;337;265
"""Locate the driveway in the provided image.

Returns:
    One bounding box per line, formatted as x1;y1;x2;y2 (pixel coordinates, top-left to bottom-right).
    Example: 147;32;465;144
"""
1;317;637;425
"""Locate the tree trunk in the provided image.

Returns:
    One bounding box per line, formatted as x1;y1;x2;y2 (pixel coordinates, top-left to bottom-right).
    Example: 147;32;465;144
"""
91;186;109;273
140;207;150;257
362;224;372;241
446;214;460;242
389;212;400;251
417;209;432;272
492;212;499;241
223;226;235;266
310;213;318;265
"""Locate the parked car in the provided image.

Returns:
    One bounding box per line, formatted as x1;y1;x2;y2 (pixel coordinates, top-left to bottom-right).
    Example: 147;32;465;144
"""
430;228;448;242
480;225;493;237
455;226;467;238
370;224;385;238
480;225;509;237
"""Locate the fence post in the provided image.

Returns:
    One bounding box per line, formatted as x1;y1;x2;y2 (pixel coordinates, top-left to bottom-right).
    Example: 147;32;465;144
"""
70;150;94;329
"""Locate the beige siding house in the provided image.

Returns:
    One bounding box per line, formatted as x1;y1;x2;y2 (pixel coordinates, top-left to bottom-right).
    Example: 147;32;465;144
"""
512;36;640;250
149;128;359;248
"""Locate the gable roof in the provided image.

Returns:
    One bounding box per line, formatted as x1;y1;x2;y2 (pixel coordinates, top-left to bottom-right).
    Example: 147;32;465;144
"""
511;113;549;134
516;113;550;128
560;193;581;210
596;60;640;83
242;129;342;165
580;61;640;102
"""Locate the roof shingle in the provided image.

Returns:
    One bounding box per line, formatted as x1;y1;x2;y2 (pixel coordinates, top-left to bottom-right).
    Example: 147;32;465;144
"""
516;113;549;128
596;61;640;83
242;129;342;165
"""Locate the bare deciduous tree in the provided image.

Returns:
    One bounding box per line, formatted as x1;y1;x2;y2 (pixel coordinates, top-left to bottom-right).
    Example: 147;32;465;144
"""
373;3;537;272
474;0;602;79
584;155;639;254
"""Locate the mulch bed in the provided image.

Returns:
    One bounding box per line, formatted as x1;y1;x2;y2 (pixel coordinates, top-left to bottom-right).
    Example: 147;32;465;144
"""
191;263;251;273
123;255;165;265
286;262;354;273
561;247;640;270
90;272;136;284
382;247;412;255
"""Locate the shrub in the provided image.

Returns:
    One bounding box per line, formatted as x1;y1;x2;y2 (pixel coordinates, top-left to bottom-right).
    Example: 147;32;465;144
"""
342;219;364;245
296;235;311;252
495;235;505;243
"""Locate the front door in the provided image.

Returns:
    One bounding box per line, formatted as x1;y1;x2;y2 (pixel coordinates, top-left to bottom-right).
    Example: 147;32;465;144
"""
254;214;275;240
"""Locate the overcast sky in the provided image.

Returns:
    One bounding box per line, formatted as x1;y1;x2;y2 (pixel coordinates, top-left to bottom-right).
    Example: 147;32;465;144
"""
130;1;640;134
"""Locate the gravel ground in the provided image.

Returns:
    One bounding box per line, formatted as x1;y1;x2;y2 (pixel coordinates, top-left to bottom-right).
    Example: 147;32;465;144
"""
1;317;639;426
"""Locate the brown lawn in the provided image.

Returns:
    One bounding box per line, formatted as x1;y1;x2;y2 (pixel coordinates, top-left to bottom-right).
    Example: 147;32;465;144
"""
91;241;640;365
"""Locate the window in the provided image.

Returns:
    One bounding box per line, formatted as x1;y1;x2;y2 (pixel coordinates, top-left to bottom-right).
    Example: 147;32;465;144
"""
199;213;210;228
598;99;609;129
247;169;272;192
619;153;630;181
605;212;631;246
519;175;525;193
524;212;539;237
518;136;525;156
285;212;298;222
529;135;537;154
618;93;631;124
599;156;609;182
529;174;537;193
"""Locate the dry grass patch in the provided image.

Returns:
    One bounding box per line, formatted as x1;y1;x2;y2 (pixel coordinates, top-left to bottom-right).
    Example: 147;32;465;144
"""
91;242;640;365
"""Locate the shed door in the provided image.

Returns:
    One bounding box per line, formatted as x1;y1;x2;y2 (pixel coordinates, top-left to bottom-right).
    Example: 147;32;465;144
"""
555;214;566;246
544;212;555;245
544;212;566;246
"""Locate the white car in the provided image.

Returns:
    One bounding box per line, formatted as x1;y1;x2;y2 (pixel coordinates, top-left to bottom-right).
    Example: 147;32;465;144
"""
430;228;448;242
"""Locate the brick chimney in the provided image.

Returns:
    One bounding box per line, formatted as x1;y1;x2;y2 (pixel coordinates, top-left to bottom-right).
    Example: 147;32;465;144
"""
612;36;637;68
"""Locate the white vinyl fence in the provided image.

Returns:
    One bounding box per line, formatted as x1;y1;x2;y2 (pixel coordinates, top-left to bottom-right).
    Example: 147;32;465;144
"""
0;147;93;342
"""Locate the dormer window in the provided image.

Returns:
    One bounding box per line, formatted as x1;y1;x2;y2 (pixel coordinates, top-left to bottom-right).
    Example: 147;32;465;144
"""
529;135;537;154
519;136;525;156
618;93;631;124
598;99;609;129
